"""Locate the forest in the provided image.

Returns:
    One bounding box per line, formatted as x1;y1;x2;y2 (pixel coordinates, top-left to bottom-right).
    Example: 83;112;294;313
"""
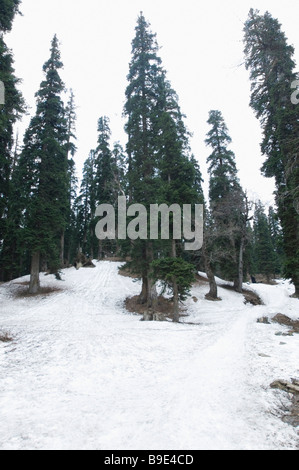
0;1;298;321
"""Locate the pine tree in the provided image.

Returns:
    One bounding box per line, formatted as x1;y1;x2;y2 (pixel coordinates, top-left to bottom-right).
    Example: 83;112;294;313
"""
124;13;204;320
151;73;204;320
74;150;96;258
0;0;21;33
252;201;276;282
60;89;77;266
18;35;69;293
75;121;126;261
94;116;125;259
205;110;246;288
244;9;299;296
0;1;25;280
111;141;126;198
95;117;114;206
124;12;165;310
268;205;284;276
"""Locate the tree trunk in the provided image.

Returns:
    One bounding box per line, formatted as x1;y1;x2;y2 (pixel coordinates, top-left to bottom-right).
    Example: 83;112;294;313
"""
142;242;157;320
98;240;102;260
202;236;218;300
138;274;148;305
235;236;245;294
29;251;40;294
172;280;179;322
205;265;218;300
147;276;157;309
60;231;65;268
172;239;180;323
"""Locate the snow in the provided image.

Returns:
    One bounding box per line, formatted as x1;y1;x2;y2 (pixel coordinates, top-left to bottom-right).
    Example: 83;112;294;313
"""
0;261;298;450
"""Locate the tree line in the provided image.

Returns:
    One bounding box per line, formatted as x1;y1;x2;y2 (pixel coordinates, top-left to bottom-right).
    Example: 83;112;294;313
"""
0;4;298;320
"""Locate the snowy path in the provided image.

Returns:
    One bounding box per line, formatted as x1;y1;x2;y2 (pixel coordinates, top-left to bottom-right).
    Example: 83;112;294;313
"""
0;261;298;450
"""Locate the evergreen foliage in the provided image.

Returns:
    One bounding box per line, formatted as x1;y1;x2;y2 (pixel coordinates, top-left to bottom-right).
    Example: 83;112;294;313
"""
244;9;299;296
17;35;70;292
252;201;276;281
0;0;21;33
123;13;204;318
0;0;24;281
1;6;295;313
205;110;246;286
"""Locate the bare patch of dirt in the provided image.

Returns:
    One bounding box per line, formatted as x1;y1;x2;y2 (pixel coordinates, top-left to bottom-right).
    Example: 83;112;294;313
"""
194;274;209;286
272;314;299;334
243;289;264;306
12;282;64;299
271;379;299;427
0;331;14;343
205;293;222;302
125;295;174;316
221;284;263;306
118;266;139;279
104;256;129;262
124;295;188;322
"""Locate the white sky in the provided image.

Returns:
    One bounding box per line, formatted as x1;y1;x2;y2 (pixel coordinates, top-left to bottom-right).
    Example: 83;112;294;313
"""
6;0;299;206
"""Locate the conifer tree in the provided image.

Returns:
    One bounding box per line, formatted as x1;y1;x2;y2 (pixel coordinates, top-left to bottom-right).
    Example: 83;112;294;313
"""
205;110;246;288
267;206;284;276
0;0;21;33
18;35;69;293
152;75;204;320
124;13;204;320
244;9;299;296
75;122;126;261
95;116;114;207
74;150;96;258
124;13;165;310
252;201;276;282
0;1;24;280
60;89;77;266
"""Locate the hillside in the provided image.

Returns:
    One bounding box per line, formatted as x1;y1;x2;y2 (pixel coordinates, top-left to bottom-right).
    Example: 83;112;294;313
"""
0;261;298;450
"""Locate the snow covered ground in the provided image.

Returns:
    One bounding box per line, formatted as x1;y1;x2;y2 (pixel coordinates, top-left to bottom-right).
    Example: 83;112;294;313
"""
0;261;298;450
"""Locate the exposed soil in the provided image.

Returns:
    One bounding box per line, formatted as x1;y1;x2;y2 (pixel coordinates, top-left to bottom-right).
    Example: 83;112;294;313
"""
221;284;264;306
118;266;139;279
11;282;64;299
271;379;299;428
0;331;14;343
272;314;299;334
125;295;175;316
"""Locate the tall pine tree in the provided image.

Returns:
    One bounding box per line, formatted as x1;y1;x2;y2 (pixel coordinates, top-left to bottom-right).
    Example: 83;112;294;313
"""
0;0;25;281
124;13;165;310
124;13;204;320
244;9;299;297
18;35;69;293
74;150;96;258
252;201;276;282
151;72;204;321
0;0;21;33
205;110;247;289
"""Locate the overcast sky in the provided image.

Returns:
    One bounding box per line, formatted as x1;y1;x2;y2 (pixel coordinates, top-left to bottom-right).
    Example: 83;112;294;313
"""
6;0;299;206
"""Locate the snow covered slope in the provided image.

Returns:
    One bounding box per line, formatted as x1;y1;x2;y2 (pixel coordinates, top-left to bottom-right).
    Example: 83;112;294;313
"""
0;261;298;450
